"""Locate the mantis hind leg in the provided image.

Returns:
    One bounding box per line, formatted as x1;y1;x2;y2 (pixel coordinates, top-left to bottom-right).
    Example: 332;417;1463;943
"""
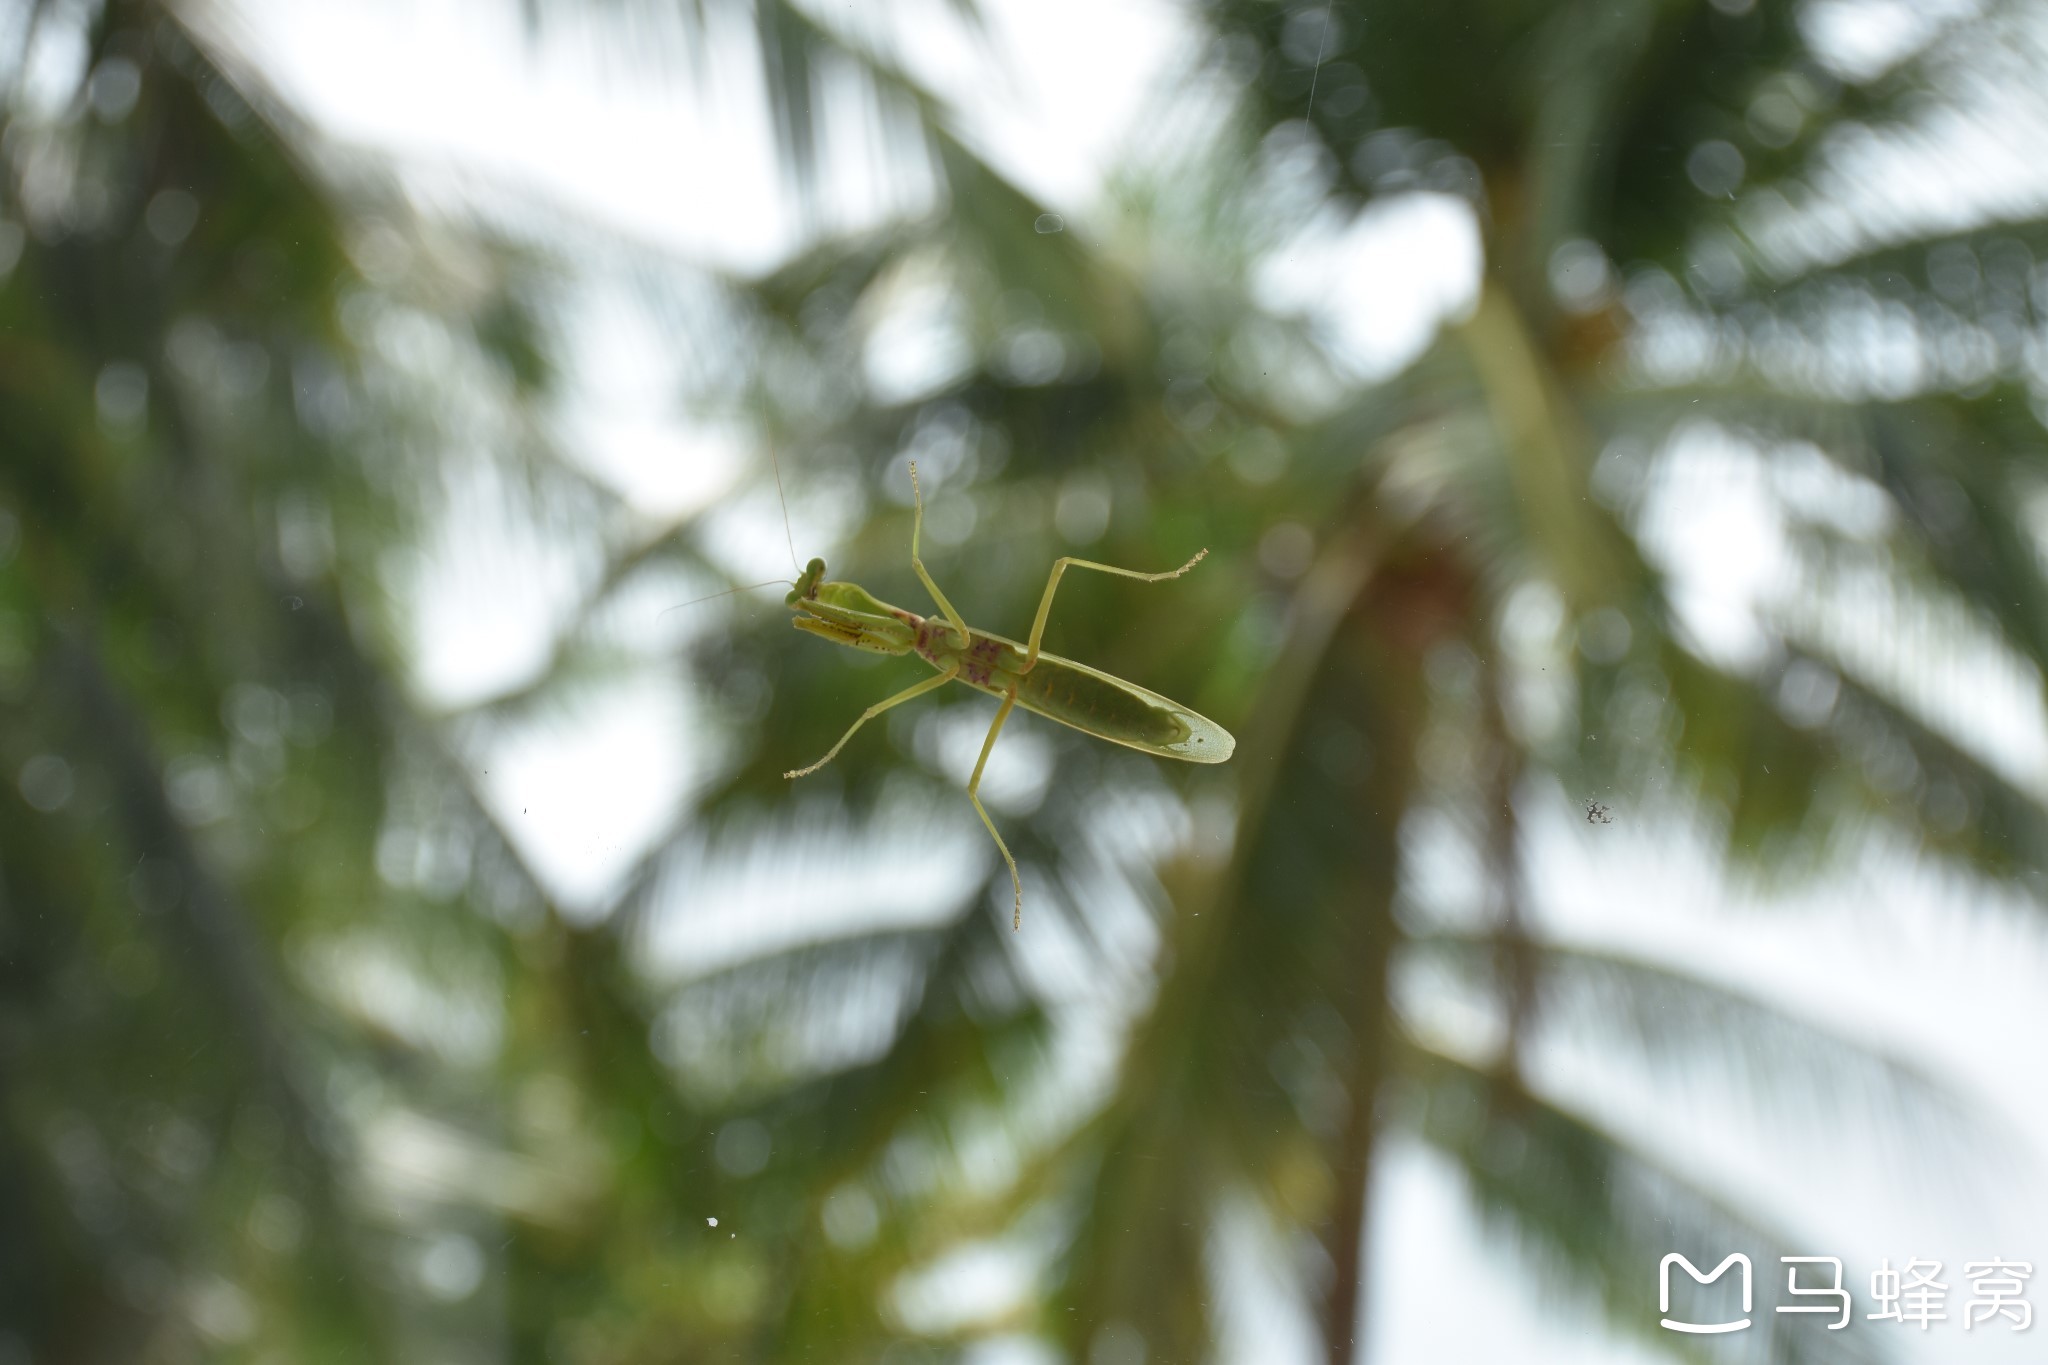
1025;548;1209;667
966;688;1023;929
785;664;958;780
908;462;972;648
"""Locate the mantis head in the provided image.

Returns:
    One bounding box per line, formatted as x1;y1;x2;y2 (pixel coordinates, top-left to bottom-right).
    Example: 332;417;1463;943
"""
786;557;828;605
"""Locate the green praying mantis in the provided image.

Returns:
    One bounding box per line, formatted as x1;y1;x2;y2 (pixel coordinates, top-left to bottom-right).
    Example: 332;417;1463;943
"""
776;462;1235;929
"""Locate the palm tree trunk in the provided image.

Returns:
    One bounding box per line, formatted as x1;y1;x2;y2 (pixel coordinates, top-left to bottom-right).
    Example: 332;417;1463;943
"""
1315;556;1441;1365
1319;915;1392;1365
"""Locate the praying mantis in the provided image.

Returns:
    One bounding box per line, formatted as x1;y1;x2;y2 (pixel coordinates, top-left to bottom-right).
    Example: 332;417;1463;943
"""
780;463;1235;929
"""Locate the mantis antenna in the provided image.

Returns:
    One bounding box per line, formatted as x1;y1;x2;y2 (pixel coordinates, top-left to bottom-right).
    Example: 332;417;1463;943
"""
657;580;788;620
768;439;798;575
657;441;803;620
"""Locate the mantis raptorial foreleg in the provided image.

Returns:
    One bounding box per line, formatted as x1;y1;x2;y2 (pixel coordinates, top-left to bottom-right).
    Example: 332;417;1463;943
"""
1025;548;1209;668
785;663;961;780
908;463;971;648
966;688;1023;928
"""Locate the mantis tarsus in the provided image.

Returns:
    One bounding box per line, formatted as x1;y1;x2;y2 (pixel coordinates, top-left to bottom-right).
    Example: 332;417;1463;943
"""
782;462;1236;928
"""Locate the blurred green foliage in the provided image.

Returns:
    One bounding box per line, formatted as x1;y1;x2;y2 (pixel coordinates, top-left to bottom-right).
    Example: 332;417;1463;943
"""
4;0;2045;1363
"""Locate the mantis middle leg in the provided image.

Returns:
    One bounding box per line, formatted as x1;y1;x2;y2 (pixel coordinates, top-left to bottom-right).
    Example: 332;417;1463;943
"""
966;687;1023;929
785;663;960;780
907;462;972;649
1025;548;1209;668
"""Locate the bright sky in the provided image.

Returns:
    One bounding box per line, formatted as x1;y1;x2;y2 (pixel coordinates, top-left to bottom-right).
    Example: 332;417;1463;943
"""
218;1;2048;1360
